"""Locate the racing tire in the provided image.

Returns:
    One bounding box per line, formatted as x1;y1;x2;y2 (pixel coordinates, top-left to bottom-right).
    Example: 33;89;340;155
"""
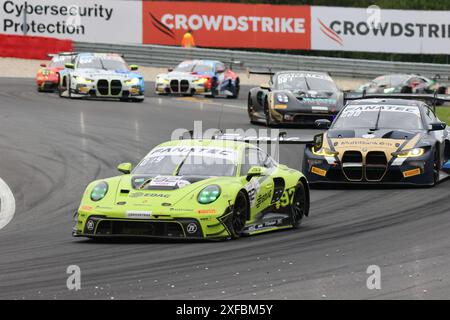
229;191;248;239
264;99;276;127
227;78;240;99
58;77;66;97
433;147;441;185
247;94;258;124
291;182;307;229
67;77;72;98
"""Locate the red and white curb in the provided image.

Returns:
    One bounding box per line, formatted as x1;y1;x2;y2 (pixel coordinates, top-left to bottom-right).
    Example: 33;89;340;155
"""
0;177;15;230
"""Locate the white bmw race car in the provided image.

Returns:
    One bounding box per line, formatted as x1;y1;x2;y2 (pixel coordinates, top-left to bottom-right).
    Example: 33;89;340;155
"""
59;53;145;102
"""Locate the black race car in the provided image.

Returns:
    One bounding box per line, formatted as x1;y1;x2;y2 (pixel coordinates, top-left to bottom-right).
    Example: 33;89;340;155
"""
303;94;450;186
356;74;448;95
247;71;345;127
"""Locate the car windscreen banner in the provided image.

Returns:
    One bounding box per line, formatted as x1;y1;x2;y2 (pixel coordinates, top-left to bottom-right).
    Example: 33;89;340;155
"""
311;6;450;54
0;0;142;44
142;1;311;50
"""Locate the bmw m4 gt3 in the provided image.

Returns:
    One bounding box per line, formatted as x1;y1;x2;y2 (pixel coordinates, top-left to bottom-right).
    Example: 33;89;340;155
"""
304;97;450;186
247;71;344;127
73;139;310;240
59;53;144;102
155;60;240;98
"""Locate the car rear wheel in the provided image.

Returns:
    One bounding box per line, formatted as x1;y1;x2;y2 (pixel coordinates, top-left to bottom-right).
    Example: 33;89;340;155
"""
264;99;275;127
291;182;307;229
229;191;248;239
248;94;258;124
433;147;441;185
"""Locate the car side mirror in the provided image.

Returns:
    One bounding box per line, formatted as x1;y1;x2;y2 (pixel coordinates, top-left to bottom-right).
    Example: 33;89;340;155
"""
216;68;225;74
65;63;74;69
130;65;139;71
260;83;271;91
429;122;447;131
168;68;173;72
117;162;133;174
315;119;331;129
40;63;47;67
246;166;267;181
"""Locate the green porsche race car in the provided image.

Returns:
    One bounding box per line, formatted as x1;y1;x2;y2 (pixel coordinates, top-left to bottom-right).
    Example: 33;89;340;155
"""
73;138;310;240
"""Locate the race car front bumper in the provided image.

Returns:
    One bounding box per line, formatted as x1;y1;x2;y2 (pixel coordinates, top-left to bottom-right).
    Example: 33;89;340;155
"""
73;206;234;240
303;147;436;186
155;78;210;95
70;79;144;99
270;107;338;125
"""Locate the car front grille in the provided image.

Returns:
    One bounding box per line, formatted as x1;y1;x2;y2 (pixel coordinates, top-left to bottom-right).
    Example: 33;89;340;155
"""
169;79;190;93
342;151;363;181
365;151;388;181
97;79;109;95
341;151;388;182
96;79;122;96
110;80;122;95
96;220;185;237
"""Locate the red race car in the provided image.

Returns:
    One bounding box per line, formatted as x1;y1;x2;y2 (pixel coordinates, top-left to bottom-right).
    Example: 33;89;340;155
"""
36;53;77;92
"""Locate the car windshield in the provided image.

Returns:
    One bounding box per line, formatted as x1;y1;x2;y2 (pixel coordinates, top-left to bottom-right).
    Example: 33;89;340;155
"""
275;73;336;91
174;61;214;73
77;55;128;71
133;146;238;177
372;75;409;87
49;55;73;68
333;104;423;130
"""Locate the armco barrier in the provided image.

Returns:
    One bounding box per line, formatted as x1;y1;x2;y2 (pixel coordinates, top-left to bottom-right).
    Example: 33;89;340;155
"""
0;34;73;60
75;42;450;79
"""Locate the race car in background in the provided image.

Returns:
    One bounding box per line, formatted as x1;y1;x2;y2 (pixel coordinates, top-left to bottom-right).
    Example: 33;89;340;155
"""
356;74;448;95
303;94;450;186
155;60;240;98
59;53;144;102
36;52;77;92
73;137;310;240
247;70;345;127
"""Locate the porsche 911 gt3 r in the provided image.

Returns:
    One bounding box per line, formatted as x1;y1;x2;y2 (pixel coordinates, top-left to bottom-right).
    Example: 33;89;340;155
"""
36;52;77;92
73;139;310;240
59;53;144;102
247;71;344;127
303;95;450;186
155;60;240;98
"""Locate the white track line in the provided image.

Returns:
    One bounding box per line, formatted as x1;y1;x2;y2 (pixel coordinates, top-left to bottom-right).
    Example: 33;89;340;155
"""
0;177;16;230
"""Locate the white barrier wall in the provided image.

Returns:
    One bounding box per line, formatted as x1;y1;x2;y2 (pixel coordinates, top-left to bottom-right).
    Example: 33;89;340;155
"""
0;0;142;44
311;6;450;54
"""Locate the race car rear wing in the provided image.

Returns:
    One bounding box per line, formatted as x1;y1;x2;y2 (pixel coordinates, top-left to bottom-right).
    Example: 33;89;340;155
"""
344;92;450;112
47;52;78;58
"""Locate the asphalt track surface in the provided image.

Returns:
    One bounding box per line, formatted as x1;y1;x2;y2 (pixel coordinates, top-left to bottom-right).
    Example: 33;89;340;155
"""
0;78;449;300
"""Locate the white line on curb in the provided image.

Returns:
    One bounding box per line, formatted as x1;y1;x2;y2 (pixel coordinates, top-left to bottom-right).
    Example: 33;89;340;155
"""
0;177;16;230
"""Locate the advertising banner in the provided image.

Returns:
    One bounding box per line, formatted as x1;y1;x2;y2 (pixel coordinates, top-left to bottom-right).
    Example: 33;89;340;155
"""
0;0;142;44
311;6;450;54
142;1;311;50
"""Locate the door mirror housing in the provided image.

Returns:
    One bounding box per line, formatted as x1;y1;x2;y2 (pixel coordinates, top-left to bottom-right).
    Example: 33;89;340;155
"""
130;64;139;71
429;122;447;131
246;166;267;181
40;63;47;68
168;68;173;72
117;162;133;174
65;63;74;69
315;119;332;129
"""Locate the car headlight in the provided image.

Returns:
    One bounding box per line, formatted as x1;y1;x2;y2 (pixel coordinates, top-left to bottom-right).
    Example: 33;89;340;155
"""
392;148;425;158
193;78;207;83
157;77;169;84
198;185;221;204
125;77;140;85
276;93;289;104
73;76;94;83
312;147;339;157
90;182;108;201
